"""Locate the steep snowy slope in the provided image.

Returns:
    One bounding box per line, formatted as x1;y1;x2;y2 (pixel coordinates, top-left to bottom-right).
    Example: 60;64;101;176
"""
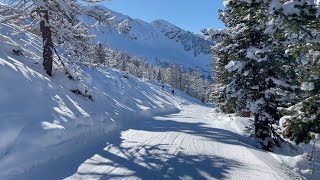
0;23;183;179
82;6;213;74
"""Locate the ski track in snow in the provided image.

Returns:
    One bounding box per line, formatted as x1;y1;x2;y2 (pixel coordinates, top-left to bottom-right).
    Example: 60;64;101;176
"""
64;104;303;180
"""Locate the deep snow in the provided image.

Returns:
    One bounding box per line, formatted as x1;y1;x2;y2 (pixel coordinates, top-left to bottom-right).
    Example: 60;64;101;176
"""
0;21;319;180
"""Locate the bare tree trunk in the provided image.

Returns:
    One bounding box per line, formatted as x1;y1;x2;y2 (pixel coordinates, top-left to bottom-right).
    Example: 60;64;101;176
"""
39;9;53;76
254;113;258;135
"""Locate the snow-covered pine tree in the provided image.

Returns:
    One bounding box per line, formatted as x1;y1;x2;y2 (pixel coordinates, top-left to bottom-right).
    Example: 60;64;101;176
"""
204;28;235;112
95;43;107;64
113;51;131;71
268;0;320;144
146;64;156;80
104;43;115;67
166;64;181;89
202;28;229;44
218;0;299;150
156;67;164;82
188;70;206;101
127;58;139;76
1;0;113;76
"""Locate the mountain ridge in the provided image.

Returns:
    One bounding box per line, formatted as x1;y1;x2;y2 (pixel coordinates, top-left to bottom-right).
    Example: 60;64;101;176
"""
83;5;213;75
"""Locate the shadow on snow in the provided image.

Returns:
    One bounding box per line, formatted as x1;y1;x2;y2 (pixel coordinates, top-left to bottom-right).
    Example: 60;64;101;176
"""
15;111;259;180
66;112;259;180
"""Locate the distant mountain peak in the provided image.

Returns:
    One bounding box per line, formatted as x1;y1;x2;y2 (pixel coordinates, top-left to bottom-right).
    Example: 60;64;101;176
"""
151;19;177;28
151;19;212;57
82;6;213;74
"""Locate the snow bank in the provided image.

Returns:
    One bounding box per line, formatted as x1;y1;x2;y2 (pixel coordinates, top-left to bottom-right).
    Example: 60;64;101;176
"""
0;23;182;178
215;111;320;179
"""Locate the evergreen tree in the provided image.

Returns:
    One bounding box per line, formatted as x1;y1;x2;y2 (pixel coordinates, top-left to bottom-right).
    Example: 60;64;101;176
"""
95;43;107;64
188;70;206;101
104;44;115;67
1;0;113;76
269;0;320;144
217;0;299;150
166;64;180;88
156;68;164;82
205;29;236;112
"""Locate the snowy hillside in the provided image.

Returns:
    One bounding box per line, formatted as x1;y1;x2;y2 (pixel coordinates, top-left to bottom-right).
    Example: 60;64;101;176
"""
81;6;213;74
0;23;184;179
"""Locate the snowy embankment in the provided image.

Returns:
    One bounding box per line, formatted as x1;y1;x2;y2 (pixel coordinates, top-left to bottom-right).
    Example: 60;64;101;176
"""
0;23;183;178
210;113;320;180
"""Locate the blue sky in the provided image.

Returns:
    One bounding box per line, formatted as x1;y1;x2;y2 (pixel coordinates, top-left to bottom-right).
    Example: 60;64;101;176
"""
100;0;226;34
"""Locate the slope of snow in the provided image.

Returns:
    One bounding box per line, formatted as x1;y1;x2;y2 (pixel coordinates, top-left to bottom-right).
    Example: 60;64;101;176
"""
0;23;181;179
81;6;213;75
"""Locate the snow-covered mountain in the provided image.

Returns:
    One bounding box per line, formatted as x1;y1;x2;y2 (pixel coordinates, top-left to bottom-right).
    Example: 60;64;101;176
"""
82;6;213;74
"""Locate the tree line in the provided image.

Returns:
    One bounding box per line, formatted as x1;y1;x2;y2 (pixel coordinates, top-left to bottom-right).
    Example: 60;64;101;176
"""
94;43;212;102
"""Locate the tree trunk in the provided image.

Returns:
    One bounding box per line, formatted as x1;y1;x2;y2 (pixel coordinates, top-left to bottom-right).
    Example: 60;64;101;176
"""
254;113;259;135
39;9;53;76
255;113;273;151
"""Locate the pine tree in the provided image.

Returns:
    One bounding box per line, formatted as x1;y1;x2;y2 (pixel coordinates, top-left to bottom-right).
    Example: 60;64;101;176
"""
156;68;163;82
104;44;115;67
205;29;236;112
95;43;107;64
269;0;320;144
1;0;113;76
217;0;299;150
188;70;206;101
166;64;180;88
203;29;226;106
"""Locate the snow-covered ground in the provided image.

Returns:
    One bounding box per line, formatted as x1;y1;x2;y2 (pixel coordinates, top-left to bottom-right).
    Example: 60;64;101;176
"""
0;22;319;180
66;104;304;180
0;23;180;179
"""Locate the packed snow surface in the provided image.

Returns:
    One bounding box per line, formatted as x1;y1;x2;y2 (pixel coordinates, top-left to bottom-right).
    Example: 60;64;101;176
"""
65;105;305;180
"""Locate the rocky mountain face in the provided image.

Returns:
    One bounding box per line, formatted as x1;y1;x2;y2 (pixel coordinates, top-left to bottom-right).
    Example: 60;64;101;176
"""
151;20;212;57
83;6;213;74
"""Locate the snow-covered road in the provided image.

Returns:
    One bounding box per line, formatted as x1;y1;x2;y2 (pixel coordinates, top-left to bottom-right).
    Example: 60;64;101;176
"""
66;104;302;180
